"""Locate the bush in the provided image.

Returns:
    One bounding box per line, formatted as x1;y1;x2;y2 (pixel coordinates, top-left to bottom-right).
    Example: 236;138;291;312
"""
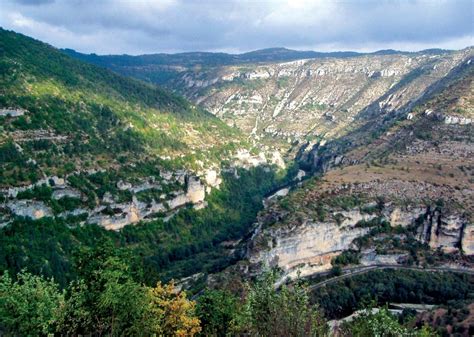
0;271;64;335
332;250;360;266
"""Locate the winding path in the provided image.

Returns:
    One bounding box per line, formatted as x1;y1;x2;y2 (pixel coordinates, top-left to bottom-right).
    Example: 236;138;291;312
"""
307;264;474;291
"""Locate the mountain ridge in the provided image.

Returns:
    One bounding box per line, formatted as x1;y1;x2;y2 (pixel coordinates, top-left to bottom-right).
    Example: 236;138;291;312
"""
63;46;460;67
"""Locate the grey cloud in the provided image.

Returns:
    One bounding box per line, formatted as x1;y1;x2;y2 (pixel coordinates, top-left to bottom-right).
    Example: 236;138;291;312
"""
14;0;54;5
1;0;472;54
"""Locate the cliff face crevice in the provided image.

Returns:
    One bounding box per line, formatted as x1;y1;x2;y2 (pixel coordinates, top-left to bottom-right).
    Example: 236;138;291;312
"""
416;207;469;254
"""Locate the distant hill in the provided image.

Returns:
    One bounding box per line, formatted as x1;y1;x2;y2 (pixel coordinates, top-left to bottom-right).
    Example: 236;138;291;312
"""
63;46;453;69
63;47;364;69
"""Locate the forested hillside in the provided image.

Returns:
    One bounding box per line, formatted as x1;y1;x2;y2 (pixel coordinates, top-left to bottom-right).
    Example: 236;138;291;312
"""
0;29;294;290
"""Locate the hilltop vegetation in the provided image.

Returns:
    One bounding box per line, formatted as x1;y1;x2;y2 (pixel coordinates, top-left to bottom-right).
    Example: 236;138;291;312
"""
1;256;442;336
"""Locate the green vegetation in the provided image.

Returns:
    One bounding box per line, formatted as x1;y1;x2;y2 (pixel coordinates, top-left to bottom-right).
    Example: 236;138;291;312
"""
236;270;328;336
311;269;473;320
0;246;201;336
340;307;436;337
0;265;446;336
195;290;240;336
332;250;361;266
0;271;64;335
1;29;287;291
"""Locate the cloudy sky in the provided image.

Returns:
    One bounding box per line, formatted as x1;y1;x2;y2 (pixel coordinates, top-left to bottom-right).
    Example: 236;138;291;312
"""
1;0;473;55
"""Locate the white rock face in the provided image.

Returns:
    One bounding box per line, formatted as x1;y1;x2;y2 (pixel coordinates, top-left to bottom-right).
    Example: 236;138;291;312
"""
52;188;81;200
168;193;189;209
295;169;306;181
234;149;268;168
186;177;205;204
248;205;472;281
7;200;53;219
174;49;471;143
429;215;464;253
269;150;286;169
50;176;65;187
264;188;290;207
417;210;469;254
117;180;132;191
0;108;26;117
462;223;474;255
204;169;222;188
386;207;425;227
249;209;375;279
1;167;216;231
444;115;472;125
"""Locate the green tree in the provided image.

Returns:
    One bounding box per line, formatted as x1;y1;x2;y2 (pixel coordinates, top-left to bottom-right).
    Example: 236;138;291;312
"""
0;271;64;335
196;289;239;336
57;244;150;335
237;270;327;336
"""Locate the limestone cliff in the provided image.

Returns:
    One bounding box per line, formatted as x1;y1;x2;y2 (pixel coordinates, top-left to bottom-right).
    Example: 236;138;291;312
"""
247;203;472;281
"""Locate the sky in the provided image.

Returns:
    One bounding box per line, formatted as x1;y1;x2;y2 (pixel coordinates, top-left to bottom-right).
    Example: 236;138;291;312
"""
0;0;473;55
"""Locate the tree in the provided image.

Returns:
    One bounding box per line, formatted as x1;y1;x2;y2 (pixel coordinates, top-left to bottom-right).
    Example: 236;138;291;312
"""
196;289;239;336
237;270;327;337
147;281;201;336
0;271;64;335
57;248;150;336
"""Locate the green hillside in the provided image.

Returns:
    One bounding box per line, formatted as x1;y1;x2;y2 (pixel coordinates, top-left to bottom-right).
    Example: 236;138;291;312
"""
0;28;245;187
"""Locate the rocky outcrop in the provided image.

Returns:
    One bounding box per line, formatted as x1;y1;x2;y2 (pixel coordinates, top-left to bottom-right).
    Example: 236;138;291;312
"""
234;149;267;168
7;200;52;219
1;168;211;231
171;49;472;148
443;115;472;125
0;108;26;117
462;224;474;255
186;176;206;204
52;188;81;200
385;206;425;227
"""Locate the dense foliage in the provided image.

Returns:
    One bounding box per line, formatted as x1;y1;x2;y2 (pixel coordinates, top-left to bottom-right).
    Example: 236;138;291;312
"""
339;307;436;337
311;269;474;320
236;271;328;337
0;246;201;336
1;265;446;336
